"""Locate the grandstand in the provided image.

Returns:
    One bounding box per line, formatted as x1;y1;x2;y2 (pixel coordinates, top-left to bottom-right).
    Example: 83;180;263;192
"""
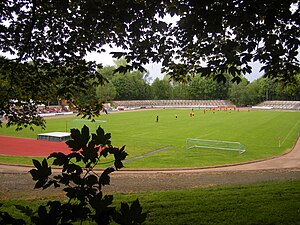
254;101;300;110
37;105;74;117
113;100;234;109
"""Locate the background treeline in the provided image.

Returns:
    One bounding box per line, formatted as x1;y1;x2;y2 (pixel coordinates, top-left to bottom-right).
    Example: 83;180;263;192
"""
79;60;300;107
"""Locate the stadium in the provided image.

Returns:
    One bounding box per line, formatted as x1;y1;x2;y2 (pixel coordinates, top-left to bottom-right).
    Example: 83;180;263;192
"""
1;1;299;223
0;99;300;224
1;99;299;168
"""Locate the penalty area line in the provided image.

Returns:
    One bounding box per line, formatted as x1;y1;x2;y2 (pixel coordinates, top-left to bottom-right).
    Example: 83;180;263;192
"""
124;146;173;163
281;119;300;146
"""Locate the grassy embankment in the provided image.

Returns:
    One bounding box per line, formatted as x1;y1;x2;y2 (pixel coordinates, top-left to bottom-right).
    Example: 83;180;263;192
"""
0;180;299;224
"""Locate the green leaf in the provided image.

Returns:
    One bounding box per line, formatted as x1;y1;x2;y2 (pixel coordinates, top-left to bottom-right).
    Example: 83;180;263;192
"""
66;139;81;151
92;126;111;146
64;164;83;175
42;158;48;168
32;159;42;169
0;211;26;224
15;205;34;217
37;205;47;218
48;152;68;166
99;167;115;187
113;199;147;224
231;76;242;84
114;160;124;170
102;195;114;208
64;187;77;199
120;202;130;215
81;144;99;165
54;174;70;186
110;52;127;58
81;125;90;146
42;180;56;190
130;199;148;223
34;179;47;189
68;152;83;162
29;158;52;189
213;73;227;84
66;126;90;151
70;128;81;141
86;174;98;187
29;169;39;181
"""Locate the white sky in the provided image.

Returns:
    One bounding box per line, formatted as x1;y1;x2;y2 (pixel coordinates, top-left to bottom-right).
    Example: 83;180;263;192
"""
85;49;264;83
1;48;263;83
3;6;299;83
85;13;265;83
0;11;267;83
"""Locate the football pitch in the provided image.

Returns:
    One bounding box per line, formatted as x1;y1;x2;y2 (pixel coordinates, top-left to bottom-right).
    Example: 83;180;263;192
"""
0;109;299;168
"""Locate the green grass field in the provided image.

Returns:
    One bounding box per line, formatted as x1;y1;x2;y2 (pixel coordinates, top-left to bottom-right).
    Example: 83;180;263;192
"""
0;109;299;168
1;180;299;224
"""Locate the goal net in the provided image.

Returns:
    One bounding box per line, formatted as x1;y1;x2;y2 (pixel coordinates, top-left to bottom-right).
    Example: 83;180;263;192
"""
67;119;106;131
186;138;246;154
71;119;107;125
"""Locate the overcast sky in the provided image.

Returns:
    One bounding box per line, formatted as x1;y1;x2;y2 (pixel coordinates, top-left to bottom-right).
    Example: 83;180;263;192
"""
85;13;265;83
85;48;264;83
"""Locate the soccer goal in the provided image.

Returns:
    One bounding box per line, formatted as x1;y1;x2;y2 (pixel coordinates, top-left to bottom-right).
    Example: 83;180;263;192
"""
66;119;107;131
186;138;246;154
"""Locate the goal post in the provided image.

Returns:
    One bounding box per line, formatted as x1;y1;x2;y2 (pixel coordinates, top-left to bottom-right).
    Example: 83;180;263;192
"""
186;138;246;154
67;119;107;131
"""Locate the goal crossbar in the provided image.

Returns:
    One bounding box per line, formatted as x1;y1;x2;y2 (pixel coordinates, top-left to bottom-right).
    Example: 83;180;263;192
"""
186;138;246;154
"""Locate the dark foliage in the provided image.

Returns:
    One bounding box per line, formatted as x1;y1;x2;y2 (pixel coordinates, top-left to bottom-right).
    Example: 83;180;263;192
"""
0;0;299;128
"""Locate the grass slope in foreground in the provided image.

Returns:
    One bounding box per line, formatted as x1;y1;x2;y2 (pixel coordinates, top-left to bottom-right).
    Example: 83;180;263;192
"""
0;109;299;168
0;180;299;224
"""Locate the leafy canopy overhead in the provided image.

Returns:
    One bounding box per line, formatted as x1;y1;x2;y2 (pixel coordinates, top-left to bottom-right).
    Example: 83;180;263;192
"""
0;0;299;128
162;0;300;84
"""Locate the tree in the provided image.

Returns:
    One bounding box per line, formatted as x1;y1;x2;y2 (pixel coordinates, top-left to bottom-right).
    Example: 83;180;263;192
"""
245;81;263;106
256;78;277;101
171;81;190;100
111;70;151;100
186;75;229;100
1;0;299;128
97;63;151;101
228;78;250;106
99;66;117;81
96;82;117;102
257;75;300;101
187;76;215;100
156;1;300;84
95;66;118;102
279;74;300;100
111;74;133;100
130;71;152;100
0;0;164;128
151;78;172;100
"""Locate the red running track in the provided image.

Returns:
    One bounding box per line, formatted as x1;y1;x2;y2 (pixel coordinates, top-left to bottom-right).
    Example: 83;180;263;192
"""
0;136;71;157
